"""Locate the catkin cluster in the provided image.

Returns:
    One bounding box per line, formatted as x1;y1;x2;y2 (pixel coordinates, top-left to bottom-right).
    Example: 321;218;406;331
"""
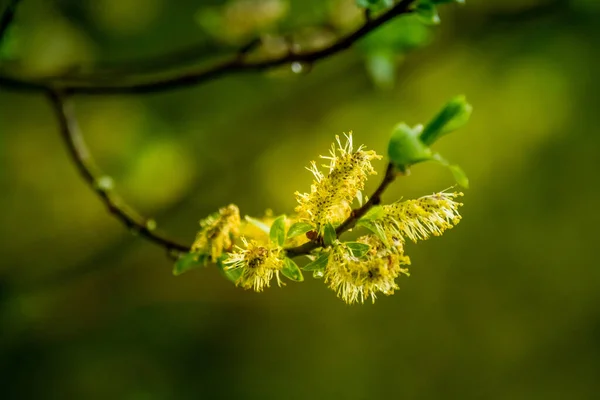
186;133;463;304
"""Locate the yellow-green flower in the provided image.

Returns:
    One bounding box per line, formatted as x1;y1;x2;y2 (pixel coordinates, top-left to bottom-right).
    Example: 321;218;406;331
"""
223;237;284;292
377;191;463;243
192;204;241;261
324;236;410;304
295;133;381;231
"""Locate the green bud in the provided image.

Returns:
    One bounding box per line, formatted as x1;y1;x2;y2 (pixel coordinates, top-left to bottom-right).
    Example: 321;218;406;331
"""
387;123;433;171
420;95;472;146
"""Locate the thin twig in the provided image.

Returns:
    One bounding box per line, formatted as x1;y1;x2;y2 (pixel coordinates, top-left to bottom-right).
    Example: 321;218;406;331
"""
0;0;21;44
335;162;397;233
0;0;417;94
78;37;265;80
48;89;401;259
285;163;398;258
46;90;190;253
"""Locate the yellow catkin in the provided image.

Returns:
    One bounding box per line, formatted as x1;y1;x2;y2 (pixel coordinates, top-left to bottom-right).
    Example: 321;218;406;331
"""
324;236;410;304
191;204;241;262
378;191;463;243
223;238;284;292
295;133;381;231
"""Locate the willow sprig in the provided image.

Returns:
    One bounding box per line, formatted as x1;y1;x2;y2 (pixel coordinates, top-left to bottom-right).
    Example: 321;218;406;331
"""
175;95;472;304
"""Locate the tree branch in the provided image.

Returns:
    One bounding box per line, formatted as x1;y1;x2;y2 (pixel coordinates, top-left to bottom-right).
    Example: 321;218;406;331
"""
72;38;263;81
0;0;417;94
0;0;21;44
46;90;190;254
1;1;415;259
285;163;398;258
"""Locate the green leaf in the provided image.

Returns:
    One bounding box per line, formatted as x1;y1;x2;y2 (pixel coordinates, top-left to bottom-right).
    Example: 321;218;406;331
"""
416;1;441;25
365;51;397;90
303;253;330;272
173;253;208;276
360;205;385;221
245;215;270;234
356;190;364;206
195;7;224;38
356;0;394;11
420;95;472;146
323;223;337;247
431;0;465;4
449;164;469;189
282;258;304;282
269;215;287;247
359;16;431;53
387;123;433;171
0;25;22;61
287;222;313;239
432;153;469;188
345;242;371;258
216;256;243;284
356;220;390;247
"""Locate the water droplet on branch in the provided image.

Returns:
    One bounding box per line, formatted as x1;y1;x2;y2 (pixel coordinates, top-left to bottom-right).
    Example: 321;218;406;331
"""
290;62;312;74
146;219;157;231
95;176;114;191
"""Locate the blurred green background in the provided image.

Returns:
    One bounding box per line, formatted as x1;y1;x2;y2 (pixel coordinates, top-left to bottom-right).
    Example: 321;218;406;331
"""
1;0;599;398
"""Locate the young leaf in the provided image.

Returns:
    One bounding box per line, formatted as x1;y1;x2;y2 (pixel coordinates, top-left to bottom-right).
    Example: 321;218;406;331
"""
303;253;330;272
356;0;394;11
287;222;313;239
449;164;469;189
416;1;441;25
356;190;364;207
269;215;287;246
245;215;270;234
216;256;243;284
356;220;390;247
323;223;337;247
365;51;397;90
282;258;304;282
345;242;371;258
387;123;433;171
360;205;385;221
420;95;472;145
173;253;208;276
432;153;469;188
431;0;465;4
